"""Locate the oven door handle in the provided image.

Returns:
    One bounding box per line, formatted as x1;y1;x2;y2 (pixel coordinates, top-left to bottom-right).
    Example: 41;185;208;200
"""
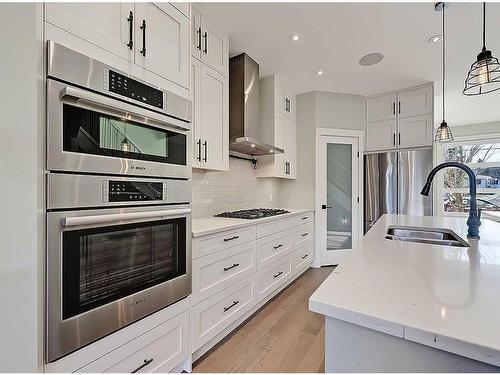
60;86;190;132
61;208;191;227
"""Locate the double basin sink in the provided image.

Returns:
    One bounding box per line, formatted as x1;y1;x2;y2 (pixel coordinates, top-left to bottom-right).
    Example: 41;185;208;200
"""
385;226;470;248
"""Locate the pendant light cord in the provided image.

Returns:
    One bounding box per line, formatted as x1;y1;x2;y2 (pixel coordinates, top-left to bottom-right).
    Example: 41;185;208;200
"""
482;2;486;51
442;2;446;123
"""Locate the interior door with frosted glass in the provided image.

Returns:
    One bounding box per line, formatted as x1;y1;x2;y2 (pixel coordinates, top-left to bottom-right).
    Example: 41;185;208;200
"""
318;136;359;266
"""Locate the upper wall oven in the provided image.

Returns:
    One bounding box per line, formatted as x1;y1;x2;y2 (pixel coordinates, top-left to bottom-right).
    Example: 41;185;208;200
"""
46;41;192;179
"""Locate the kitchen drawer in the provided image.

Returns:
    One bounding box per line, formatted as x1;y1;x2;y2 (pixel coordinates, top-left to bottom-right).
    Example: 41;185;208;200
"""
256;217;291;239
256;229;292;270
191;277;255;351
292;222;314;248
193;225;256;258
291;212;314;227
256;256;291;301
79;310;189;373
291;242;313;273
192;241;256;304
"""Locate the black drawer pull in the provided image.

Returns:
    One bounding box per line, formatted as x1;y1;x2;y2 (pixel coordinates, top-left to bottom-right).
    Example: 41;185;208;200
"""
223;300;239;312
273;271;283;278
139;20;146;57
302;254;309;259
223;263;239;272
196;26;202;50
273;244;283;250
126;11;133;50
302;216;309;220
132;358;153;373
223;235;239;242
301;233;309;237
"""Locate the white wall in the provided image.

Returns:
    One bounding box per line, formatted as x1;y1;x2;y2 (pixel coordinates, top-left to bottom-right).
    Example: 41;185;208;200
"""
450;120;500;138
0;3;43;371
314;91;365;130
192;158;281;218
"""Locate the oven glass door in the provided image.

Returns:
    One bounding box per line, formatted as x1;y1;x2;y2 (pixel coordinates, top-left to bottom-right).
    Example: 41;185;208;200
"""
62;104;187;166
62;217;186;320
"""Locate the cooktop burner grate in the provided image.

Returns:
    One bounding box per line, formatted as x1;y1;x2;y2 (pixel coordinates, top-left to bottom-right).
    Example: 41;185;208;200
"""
214;208;291;220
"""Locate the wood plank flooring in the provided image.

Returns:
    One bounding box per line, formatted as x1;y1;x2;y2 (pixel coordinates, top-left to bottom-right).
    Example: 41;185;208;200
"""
193;267;334;373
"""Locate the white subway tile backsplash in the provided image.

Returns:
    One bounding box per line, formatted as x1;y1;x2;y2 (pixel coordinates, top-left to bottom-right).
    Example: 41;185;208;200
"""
192;158;281;218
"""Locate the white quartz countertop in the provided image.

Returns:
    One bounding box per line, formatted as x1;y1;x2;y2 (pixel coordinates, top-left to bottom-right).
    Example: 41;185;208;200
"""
309;214;500;367
192;208;313;237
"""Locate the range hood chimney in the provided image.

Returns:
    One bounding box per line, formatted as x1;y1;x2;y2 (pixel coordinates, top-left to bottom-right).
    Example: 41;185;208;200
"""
229;53;284;156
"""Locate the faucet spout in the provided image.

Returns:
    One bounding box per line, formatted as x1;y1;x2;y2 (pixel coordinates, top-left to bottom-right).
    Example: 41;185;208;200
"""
420;162;481;239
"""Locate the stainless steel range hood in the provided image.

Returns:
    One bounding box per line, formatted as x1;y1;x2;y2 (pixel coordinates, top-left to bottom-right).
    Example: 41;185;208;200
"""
229;53;284;156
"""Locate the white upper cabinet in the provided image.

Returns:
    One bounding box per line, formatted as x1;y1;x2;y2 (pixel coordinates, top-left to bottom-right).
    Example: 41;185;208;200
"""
397;86;433;119
285;118;297;178
45;3;190;90
366;120;397;152
365;84;434;152
191;59;229;171
134;3;189;89
261;76;296;121
366;93;397;122
45;3;134;61
192;7;229;77
397;115;433;149
169;2;190;18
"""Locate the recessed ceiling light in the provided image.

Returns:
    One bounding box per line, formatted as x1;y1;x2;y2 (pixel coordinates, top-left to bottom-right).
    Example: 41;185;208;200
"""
250;144;256;148
290;34;300;41
269;149;274;153
428;34;442;43
359;53;384;66
317;70;324;76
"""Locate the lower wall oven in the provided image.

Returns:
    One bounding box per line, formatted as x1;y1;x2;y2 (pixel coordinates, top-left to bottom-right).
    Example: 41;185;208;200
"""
46;174;192;362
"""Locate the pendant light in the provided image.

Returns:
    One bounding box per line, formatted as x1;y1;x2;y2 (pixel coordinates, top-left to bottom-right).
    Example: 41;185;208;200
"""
463;2;500;96
435;2;454;143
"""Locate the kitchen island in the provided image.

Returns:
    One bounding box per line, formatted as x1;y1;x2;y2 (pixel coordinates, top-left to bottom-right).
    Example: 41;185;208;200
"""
309;214;500;372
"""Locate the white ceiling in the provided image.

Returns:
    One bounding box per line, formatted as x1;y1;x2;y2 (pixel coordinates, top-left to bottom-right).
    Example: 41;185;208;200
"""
194;2;500;126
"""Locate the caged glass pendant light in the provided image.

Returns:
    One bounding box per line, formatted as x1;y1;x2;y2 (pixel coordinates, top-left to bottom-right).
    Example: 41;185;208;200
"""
463;2;500;96
435;2;454;142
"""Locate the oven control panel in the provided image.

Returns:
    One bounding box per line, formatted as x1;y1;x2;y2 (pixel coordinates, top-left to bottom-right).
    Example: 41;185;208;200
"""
104;69;166;110
103;180;166;203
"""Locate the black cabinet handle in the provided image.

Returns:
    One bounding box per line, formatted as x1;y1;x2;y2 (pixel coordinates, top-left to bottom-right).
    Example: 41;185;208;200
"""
127;11;134;50
132;358;153;373
302;254;309;259
273;271;283;278
203;140;207;162
273;244;283;250
223;300;239;312
321;204;332;209
203;31;208;54
196;139;202;162
223;235;239;242
399;132;401;146
140;20;146;57
398;101;401;114
302;216;309;220
301;233;309;237
393;102;395;115
197;26;202;50
224;263;239;272
393;133;396;146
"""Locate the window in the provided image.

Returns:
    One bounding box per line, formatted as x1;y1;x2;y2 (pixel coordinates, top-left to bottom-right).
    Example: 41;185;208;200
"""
441;140;500;214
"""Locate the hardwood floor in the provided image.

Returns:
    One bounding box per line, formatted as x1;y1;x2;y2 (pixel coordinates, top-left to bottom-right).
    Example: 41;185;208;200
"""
193;267;334;373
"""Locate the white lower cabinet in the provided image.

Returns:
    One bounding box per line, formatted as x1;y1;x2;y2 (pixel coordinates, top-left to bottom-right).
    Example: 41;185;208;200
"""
191;277;256;351
78;310;189;373
191;211;315;359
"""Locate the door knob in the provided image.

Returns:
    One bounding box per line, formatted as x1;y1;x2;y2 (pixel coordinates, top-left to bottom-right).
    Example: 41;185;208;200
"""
322;204;332;209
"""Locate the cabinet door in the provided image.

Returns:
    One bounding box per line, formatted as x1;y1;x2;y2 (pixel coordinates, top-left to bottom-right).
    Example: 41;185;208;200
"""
285;119;297;179
191;7;202;58
397;115;433;148
200;16;229;77
134;3;189;88
366;93;397;122
274;113;287;177
366;120;397;151
45;3;134;61
397;86;433;119
199;64;229;171
191;59;203;168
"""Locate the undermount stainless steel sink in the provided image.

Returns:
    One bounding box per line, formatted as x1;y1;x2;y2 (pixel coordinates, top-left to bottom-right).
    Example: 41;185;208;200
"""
385;225;470;247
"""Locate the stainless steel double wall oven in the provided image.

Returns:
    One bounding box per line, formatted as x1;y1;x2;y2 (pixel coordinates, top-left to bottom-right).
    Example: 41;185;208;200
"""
45;42;192;362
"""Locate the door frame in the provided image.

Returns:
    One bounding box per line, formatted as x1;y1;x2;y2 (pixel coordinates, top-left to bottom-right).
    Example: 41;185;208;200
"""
314;128;364;266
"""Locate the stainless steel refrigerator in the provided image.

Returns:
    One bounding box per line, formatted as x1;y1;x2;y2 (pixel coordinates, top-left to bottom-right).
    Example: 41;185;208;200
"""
364;148;433;233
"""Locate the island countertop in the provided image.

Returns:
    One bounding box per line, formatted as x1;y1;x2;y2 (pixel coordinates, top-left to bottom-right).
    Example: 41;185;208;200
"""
309;214;500;367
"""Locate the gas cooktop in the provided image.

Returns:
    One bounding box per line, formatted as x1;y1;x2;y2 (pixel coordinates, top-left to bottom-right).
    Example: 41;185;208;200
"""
214;208;290;220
